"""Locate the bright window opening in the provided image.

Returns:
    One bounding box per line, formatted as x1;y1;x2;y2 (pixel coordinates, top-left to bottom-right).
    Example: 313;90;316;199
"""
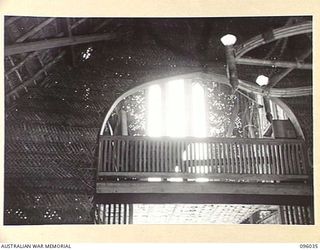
147;80;207;138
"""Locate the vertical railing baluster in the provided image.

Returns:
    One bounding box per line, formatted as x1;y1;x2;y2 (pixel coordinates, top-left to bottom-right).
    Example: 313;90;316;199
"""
177;140;181;173
242;143;247;174
278;144;284;175
300;143;307;175
185;140;189;173
283;144;289;175
98;140;103;172
143;140;147;172
125;139;129;172
120;140;125;172
102;140;107;172
224;143;229;174
294;144;300;175
229;142;233;174
139;140;142;172
245;144;250;174
156;140;160;172
233;143;238;174
147;139;151;172
161;139;164;172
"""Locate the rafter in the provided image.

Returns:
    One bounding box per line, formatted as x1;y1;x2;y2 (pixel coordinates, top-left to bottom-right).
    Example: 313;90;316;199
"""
15;17;56;43
236;57;312;70
70;18;86;30
93;19;113;32
6;51;66;99
265;48;312;90
6;33;117;56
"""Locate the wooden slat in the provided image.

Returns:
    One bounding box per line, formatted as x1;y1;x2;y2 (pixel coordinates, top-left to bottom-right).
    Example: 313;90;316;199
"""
97;141;103;172
108;139;112;171
116;140;120;171
177;140;181;172
184;141;189;173
217;143;221;173
209;143;214;173
300;143;307;174
283;144;289;174
125;140;129;172
103;139;108;171
160;140;164;172
134;140;138;171
295;144;301;175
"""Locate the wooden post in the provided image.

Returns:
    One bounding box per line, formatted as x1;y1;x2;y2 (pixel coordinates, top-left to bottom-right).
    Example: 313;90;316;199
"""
224;45;239;90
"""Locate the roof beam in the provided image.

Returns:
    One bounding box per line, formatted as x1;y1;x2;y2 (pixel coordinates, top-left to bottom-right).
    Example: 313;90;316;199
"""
5;32;117;56
236;57;312;70
93;19;113;32
15;17;56;43
265;48;312;90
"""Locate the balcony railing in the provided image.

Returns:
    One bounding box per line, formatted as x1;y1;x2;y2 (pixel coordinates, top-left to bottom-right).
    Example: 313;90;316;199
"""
97;136;309;180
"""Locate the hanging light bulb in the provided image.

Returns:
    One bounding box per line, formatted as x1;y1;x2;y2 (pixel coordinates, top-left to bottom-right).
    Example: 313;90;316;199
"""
256;75;269;86
220;34;237;46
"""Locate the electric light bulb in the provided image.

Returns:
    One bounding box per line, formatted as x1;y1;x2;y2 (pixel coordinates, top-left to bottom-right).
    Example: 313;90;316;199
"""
256;75;269;86
220;34;237;46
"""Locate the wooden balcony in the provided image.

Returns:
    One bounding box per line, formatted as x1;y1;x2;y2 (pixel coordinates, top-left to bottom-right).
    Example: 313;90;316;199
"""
96;136;312;205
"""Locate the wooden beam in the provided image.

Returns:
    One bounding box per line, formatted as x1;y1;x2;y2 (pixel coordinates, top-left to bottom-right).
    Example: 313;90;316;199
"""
96;182;312;205
5;33;117;56
70;18;86;30
16;17;56;43
236;57;312;70
97;182;311;196
98;172;310;182
95;193;312;206
6;51;66;99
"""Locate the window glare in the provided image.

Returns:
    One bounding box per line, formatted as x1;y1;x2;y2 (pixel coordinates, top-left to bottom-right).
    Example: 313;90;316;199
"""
147;84;162;137
166;80;186;137
147;80;206;138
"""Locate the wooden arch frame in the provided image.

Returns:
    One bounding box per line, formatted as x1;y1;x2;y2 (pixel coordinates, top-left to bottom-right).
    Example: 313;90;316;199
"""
99;72;306;139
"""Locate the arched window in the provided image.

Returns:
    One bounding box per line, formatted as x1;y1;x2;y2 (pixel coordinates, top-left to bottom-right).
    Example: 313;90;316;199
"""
147;80;207;138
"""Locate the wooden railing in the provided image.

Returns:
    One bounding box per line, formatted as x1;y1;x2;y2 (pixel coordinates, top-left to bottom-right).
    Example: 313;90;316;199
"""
97;136;308;179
